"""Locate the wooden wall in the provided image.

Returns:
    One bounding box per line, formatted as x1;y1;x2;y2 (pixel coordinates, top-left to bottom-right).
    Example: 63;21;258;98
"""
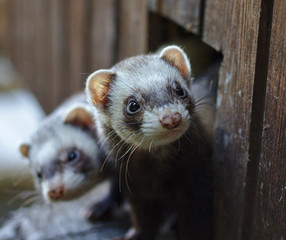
2;0;286;239
2;0;147;113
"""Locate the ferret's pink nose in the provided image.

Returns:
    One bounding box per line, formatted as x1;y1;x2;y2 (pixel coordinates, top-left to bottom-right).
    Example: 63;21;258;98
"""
160;112;182;129
48;186;65;200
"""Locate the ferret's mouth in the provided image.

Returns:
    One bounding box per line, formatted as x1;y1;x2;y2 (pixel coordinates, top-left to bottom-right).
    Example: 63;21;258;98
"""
155;126;187;143
157;128;184;138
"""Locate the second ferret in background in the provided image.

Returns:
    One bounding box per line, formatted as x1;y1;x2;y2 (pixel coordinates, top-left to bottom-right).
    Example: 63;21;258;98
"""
19;93;119;221
86;45;215;240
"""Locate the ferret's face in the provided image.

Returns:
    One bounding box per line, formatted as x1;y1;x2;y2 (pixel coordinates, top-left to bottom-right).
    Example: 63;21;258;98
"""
87;46;194;150
20;106;102;202
108;60;194;150
28;125;100;202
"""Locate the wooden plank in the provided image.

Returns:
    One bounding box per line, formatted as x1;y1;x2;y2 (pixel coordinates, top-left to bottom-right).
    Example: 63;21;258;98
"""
2;1;17;69
34;0;51;113
202;0;227;51
50;0;68;112
252;0;286;238
203;1;262;239
117;0;147;60
240;0;274;239
13;0;24;77
67;0;88;93
0;0;14;59
21;0;35;88
148;12;180;53
89;0;116;69
148;0;202;34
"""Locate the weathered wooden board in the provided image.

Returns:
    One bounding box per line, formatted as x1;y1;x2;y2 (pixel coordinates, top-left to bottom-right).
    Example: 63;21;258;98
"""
89;0;116;69
203;1;262;239
67;0;116;94
50;0;68;112
2;0;117;113
148;0;202;34
34;0;53;113
117;0;147;60
66;0;87;96
252;0;286;238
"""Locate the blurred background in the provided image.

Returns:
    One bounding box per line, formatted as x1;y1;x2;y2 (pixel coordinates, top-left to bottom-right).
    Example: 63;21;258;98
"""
0;0;220;225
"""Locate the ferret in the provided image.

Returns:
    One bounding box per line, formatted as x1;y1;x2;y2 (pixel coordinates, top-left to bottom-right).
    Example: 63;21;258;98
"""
86;45;214;240
19;93;110;205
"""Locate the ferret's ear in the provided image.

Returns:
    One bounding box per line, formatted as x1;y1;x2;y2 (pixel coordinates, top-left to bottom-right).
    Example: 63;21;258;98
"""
160;45;191;81
64;106;94;129
20;144;30;158
86;70;115;109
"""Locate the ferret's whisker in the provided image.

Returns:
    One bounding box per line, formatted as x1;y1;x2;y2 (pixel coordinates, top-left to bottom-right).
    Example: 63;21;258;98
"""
8;190;39;205
125;122;141;125
20;195;42;208
101;137;126;172
115;141;128;161
115;133;139;169
101;131;141;170
176;138;181;154
194;102;214;110
188;122;206;143
118;134;143;192
125;136;146;194
78;72;91;75
193;95;209;106
99;130;116;150
116;133;139;162
117;143;133;163
148;137;154;152
184;134;193;145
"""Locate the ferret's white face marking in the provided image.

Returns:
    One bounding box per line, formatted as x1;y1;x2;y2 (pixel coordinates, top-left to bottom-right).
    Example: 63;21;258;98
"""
140;103;191;149
41;170;87;202
30;125;97;168
29;124;100;202
107;56;194;150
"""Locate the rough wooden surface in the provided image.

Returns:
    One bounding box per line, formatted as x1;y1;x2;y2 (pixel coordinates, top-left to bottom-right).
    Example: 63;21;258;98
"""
203;1;262;239
90;0;116;69
3;0;117;113
50;0;67;111
67;0;88;94
240;0;275;239
148;0;202;34
117;0;147;60
253;0;286;238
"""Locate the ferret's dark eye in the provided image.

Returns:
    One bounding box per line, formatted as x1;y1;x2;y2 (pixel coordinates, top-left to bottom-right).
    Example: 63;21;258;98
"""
175;84;186;98
67;150;80;163
127;101;141;114
37;171;42;180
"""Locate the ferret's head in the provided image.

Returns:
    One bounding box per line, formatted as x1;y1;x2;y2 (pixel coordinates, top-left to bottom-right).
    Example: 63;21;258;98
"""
20;105;104;202
86;45;196;150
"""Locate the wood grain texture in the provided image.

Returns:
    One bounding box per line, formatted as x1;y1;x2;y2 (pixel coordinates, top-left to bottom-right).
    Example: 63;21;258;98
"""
21;0;36;89
253;0;286;238
34;0;51;113
148;0;202;34
202;0;228;51
90;0;116;69
241;0;274;238
67;0;89;94
117;0;147;60
203;1;262;239
50;0;68;113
